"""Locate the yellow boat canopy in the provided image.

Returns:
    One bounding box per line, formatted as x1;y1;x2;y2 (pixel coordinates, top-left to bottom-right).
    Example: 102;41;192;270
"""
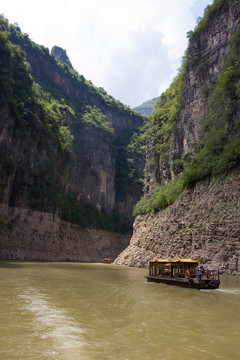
149;258;199;264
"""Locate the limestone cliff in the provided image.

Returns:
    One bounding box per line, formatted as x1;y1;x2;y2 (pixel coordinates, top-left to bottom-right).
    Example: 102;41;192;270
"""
51;46;73;68
115;172;240;274
145;0;240;189
115;0;240;274
15;38;144;227
0;204;130;261
0;17;144;261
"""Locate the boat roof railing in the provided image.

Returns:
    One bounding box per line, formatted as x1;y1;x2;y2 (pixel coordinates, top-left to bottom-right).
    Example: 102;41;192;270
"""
149;258;199;264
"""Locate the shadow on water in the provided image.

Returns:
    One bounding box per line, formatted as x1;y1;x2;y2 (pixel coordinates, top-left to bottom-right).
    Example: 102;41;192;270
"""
0;260;29;269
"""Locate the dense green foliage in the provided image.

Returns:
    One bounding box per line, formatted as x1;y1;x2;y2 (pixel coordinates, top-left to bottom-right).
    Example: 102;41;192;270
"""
0;16;143;124
0;15;144;232
0;17;144;212
133;97;159;116
134;0;240;216
187;0;226;42
0;20;75;155
132;62;187;216
149;69;186;158
82;105;113;135
127;119;148;156
51;46;73;68
114;120;147;200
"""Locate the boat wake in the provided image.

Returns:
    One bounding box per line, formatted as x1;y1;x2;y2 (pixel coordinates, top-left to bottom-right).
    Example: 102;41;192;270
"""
215;288;240;295
18;287;85;359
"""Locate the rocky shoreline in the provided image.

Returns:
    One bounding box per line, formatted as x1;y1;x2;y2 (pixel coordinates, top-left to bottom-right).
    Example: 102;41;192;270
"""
114;173;240;275
1;173;240;274
0;204;130;262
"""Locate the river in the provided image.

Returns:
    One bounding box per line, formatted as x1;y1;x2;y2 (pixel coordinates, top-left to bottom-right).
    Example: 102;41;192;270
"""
0;261;239;360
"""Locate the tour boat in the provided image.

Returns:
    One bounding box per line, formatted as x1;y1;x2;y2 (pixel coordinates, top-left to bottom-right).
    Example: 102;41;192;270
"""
145;258;220;289
103;258;112;264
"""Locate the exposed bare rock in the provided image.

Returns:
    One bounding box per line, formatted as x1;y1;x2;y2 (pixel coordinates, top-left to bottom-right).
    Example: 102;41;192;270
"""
51;46;73;68
116;1;240;274
145;0;240;188
115;172;240;274
0;204;130;262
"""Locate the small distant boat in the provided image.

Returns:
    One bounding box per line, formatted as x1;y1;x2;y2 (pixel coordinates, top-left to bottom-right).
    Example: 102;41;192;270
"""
145;258;220;290
103;258;112;264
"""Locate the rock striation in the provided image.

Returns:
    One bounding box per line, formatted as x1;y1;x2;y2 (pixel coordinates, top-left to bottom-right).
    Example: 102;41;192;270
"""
0;17;144;261
115;172;240;274
0;20;144;224
115;0;240;274
0;204;130;261
145;0;240;188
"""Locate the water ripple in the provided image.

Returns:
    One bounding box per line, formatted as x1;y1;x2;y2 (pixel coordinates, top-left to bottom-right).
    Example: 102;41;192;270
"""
18;287;85;359
215;288;240;295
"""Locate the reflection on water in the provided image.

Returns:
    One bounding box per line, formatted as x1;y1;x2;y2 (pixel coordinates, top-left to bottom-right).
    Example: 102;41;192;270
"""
0;261;240;360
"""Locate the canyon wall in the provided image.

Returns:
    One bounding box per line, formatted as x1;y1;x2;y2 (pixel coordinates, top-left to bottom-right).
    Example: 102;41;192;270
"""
115;0;240;274
0;204;130;261
115;172;240;274
0;17;144;261
145;0;240;188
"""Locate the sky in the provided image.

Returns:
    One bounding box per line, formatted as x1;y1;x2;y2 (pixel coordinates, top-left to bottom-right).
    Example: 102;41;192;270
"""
0;0;213;107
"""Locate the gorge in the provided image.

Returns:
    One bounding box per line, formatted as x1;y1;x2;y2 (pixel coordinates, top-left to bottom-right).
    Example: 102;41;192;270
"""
0;14;145;261
115;0;240;274
0;0;240;273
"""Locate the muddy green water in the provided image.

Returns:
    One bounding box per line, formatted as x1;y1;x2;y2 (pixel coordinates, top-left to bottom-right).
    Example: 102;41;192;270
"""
0;262;239;360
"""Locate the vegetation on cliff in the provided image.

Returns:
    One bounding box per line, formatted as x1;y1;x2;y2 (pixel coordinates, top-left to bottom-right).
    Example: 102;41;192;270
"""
51;45;73;69
114;118;147;201
186;0;226;42
133;97;159;116
0;15;145;232
147;59;187;162
134;0;240;216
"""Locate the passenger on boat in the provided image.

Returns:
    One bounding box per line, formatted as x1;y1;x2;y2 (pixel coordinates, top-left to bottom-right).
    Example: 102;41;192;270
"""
198;266;205;278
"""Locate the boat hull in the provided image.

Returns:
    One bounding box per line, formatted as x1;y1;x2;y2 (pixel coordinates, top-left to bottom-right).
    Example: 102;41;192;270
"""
145;275;220;290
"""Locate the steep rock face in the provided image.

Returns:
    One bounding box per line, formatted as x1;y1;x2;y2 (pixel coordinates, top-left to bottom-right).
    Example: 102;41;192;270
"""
22;42;144;220
0;104;115;213
173;0;240;157
65;122;116;212
51;46;73;68
115;172;240;274
0;21;144;224
145;0;240;188
0;106;52;208
0;204;130;261
116;0;240;273
0;18;144;261
11;38;144;138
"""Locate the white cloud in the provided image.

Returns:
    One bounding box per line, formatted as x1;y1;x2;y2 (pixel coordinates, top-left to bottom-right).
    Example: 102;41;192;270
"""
0;0;213;107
